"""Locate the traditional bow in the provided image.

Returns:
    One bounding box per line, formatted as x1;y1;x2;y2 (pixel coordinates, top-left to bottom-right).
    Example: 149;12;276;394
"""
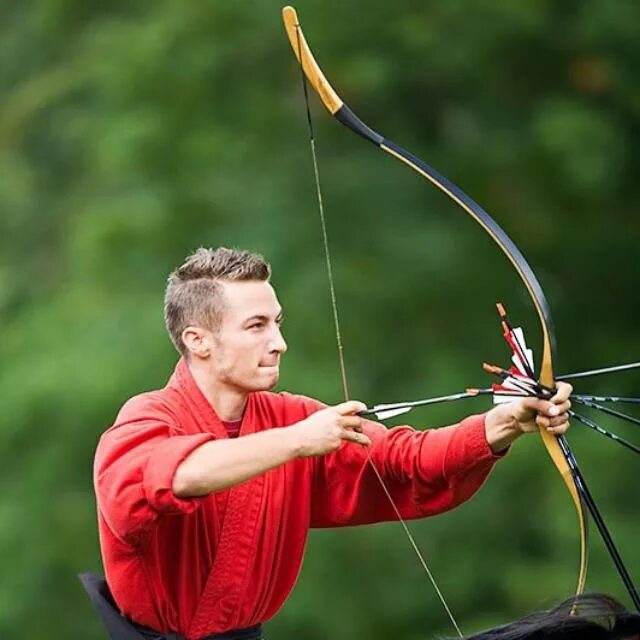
281;4;639;626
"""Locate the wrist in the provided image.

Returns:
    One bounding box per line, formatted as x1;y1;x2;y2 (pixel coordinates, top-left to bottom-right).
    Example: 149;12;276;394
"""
485;406;523;453
283;422;306;459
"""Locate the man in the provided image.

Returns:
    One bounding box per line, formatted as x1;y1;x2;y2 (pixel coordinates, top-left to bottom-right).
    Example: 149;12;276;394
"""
91;247;571;640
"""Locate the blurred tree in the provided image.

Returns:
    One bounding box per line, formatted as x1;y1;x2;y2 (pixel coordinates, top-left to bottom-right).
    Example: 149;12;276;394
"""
0;1;639;638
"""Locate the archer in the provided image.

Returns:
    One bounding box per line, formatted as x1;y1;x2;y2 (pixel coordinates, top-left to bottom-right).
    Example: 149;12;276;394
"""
83;247;572;640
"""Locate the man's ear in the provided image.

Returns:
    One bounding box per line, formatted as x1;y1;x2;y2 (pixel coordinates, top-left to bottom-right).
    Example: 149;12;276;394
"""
181;326;212;359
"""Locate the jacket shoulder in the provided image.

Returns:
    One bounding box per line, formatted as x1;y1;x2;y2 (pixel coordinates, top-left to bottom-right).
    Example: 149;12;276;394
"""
100;388;185;445
253;390;327;424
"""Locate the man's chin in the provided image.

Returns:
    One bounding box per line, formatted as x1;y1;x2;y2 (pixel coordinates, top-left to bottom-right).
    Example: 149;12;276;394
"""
256;367;279;390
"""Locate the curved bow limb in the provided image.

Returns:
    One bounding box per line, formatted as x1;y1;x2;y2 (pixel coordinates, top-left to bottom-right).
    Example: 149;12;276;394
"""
283;4;593;601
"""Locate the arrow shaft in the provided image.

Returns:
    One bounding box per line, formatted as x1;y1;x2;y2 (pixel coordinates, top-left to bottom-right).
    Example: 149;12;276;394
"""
557;362;640;381
574;398;640;428
570;410;640;455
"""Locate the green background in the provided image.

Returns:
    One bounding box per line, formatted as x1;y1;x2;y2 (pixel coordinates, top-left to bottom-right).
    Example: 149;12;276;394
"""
1;1;639;638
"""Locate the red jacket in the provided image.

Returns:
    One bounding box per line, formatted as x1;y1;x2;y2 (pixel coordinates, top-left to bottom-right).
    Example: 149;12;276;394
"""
94;359;501;639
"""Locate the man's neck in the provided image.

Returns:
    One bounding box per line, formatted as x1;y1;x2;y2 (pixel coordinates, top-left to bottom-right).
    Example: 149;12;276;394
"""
186;359;248;422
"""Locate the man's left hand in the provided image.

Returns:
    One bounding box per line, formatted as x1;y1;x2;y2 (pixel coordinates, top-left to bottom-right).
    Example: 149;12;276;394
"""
484;381;573;453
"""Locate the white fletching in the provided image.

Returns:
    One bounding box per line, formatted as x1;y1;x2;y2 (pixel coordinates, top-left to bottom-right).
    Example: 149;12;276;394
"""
511;327;534;374
372;406;412;421
493;377;529;404
494;325;537;404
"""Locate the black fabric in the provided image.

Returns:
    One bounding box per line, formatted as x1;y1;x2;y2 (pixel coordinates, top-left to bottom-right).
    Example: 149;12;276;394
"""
79;573;263;640
191;625;262;640
79;573;153;640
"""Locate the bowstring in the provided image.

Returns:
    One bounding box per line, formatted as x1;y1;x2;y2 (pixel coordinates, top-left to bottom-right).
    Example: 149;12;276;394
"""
301;98;350;401
293;26;463;639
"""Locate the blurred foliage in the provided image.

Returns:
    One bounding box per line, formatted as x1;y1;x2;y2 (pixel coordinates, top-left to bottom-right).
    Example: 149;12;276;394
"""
1;0;639;638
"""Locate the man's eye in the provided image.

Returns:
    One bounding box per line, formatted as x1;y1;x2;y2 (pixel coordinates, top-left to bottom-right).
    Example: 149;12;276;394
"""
248;323;263;330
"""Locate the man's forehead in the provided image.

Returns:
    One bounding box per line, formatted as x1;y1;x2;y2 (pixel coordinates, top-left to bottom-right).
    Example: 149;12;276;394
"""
219;280;281;316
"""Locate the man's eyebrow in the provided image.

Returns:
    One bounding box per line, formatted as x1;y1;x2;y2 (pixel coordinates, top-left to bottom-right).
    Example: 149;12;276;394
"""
244;314;268;324
243;310;284;324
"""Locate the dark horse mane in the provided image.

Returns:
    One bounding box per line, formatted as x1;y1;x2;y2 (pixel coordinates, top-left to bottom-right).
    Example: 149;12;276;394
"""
445;594;640;640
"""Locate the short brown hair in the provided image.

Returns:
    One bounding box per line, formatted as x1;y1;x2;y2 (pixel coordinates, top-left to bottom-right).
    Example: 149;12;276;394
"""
164;247;271;355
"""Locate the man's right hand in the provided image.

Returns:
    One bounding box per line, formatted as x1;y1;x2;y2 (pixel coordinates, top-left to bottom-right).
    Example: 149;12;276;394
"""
289;401;371;457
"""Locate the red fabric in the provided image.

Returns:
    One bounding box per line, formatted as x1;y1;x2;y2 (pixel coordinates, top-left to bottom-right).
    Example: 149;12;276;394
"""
94;359;503;639
222;419;242;439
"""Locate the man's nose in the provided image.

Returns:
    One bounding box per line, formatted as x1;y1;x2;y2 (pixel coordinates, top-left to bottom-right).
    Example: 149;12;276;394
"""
269;327;287;353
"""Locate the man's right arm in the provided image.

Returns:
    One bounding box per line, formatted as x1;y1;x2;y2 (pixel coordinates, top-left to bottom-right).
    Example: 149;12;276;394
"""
172;400;369;497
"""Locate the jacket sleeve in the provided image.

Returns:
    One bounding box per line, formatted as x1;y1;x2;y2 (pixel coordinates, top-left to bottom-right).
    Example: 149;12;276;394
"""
309;410;505;528
94;395;215;545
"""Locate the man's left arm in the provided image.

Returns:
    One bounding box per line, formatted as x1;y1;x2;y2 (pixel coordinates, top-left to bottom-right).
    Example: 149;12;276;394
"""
308;382;572;528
